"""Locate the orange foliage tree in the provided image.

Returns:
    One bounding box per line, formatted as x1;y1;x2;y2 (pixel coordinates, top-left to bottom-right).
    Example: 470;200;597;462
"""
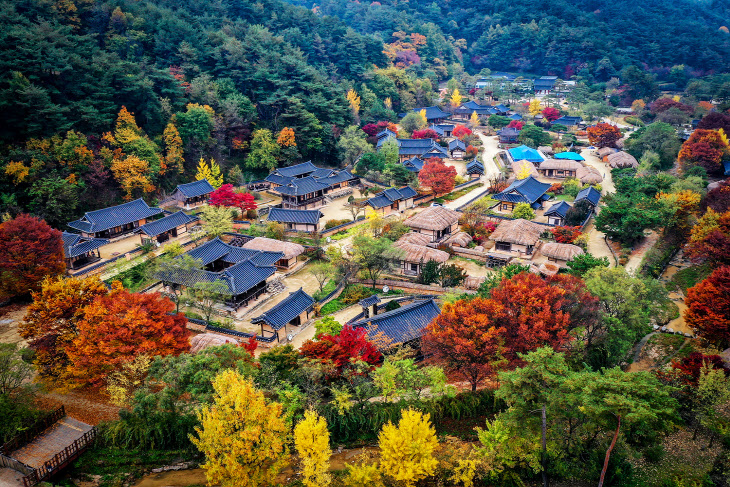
20;275;109;383
587;123;622;148
67;283;190;386
678;129;729;175
418;158;456;196
111;155;155;200
0;214;65;298
452;125;472;140
277;127;296;147
685;210;730;266
684;266;730;346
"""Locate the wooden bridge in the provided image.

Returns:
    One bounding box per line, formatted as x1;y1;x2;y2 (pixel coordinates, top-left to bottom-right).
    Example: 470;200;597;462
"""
0;406;97;487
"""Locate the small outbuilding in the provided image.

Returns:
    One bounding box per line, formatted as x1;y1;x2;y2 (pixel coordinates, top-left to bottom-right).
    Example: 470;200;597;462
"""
62;232;108;269
488;219;544;257
349;299;441;349
252;288;315;342
606;151;639;169
169;179;215;209
544;201;572;226
540;242;584;267
538;159;583;179
403;206;461;241
267;208;324;232
242;237;305;270
137;211;199;245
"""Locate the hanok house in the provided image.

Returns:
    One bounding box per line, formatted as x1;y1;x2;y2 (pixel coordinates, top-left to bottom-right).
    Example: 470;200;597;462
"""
466;158;484;179
365;186;418;216
169;179;215;209
534;76;558;95
430;123;454;137
157;237;284;309
551;116;583;128
61;231;108;270
544;201;572;226
401;156;425;173
349;299;441;350
577;166;603;185
272;176;330;209
392;139;448;163
488;218;544;260
359;294;381;319
317;170;358;192
537;159;583;179
393;232;450;276
493;175;552;213
68;198;163;239
540;242;584;268
251;288;315;342
242;237;305;270
453;100;499;120
606;151;639;169
136;211;199;245
267;207;324;232
448;139;467;160
507;145;545;165
596;147;618;160
403;205;461;242
411;106;451;124
497;127;520;144
575;186;602;211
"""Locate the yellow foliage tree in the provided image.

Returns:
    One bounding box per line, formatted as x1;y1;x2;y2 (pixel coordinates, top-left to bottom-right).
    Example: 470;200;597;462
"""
190;370;288;487
470;111;479;127
114;106;142;144
345;463;384;487
528;99;542;116
347;89;361;115
106;354;152;407
384;97;393;110
195;158;223;188
111;155;155;200
277;127;297;147
378;408;439;487
689;208;720;242
163;123;184;174
294;410;331;487
450;88;463;108
515;161;532;180
5;161;30;185
419;109;427;127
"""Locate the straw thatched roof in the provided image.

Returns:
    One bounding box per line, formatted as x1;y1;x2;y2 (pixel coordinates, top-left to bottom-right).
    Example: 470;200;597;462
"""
243;237;305;260
464;276;486;290
540;242;584;262
443;231;472;248
489;219;544;246
577;165;603;184
538;146;554;156
393;238;450;264
190;332;240;353
597;147;618;158
539;262;560;276
606;151;638;168
539;159;584;171
616;137;626;149
403;206;461;231
399;232;432;246
511;159;539;178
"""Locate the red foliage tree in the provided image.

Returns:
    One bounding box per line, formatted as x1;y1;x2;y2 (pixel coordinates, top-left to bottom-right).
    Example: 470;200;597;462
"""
241;336;258;354
587;123;622;148
418;159;457;196
361;121;390;137
703;178;730;213
551;226;582;243
208;184;257;212
542;107;561;122
684;266;730;346
547;273;601;334
507;120;524;130
697;112;730;133
672;352;730;385
465;145;478;158
67;283;190;386
678;129;728;175
423;298;507;391
411;129;439;139
685;210;730;266
0;214;65;298
452;125;473;140
299;325;381;376
649;97;694;115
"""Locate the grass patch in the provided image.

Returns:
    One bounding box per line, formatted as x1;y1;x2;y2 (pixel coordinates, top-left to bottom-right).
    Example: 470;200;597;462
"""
312;279;337;301
551;194;575;202
105;260;154;292
328;224;363;241
668;264;713;293
442;183;484;201
320;298;348;315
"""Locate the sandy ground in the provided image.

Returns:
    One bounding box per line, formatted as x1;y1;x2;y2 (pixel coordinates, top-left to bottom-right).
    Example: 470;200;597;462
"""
444;159;467;176
317;188;367;224
0;304;28;345
98;235;143;259
444;133;502;210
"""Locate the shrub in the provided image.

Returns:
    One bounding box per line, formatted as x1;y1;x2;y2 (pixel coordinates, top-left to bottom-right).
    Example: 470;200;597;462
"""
549;182;564;194
324;219;350;230
551;226;582;244
339;285;376;305
563;178;582;198
384;300;401;312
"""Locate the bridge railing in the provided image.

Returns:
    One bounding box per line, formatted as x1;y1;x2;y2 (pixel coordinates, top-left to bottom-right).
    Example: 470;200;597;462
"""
22;427;98;487
0;406;65;455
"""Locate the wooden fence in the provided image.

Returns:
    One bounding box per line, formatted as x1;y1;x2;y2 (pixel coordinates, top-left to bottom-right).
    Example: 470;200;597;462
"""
1;406;65;455
22;427;97;487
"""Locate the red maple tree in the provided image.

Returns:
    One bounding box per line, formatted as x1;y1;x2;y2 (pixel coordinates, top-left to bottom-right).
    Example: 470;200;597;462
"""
649;98;694;115
685;210;730;266
672;352;730;385
703;178;730;213
551;226;582;243
418;158;457;196
299;325;381;376
678;129;728;175
452;125;472;140
507;120;524;130
684;266;730;346
587;123;622;148
0;214;65;298
411;129;439;139
208;184;257;213
542;107;561;122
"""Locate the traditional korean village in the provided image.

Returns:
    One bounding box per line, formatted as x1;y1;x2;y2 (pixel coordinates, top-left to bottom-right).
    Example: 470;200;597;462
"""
1;1;730;486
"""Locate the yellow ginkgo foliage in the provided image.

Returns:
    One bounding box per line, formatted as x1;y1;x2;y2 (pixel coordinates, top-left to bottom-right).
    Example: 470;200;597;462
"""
111;155;155;200
378;408;438;487
347;89;361;115
450;88;463;108
470;111;479;127
384;97;392;110
190;370;288;487
515;160;533;180
195;157;223;188
528;99;542;116
5;161;30;185
294;410;331;487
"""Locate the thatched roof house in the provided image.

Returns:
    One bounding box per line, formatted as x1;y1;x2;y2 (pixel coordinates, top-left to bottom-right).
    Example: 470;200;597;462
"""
539;262;560;276
403;206;461;241
242;237;305;269
394;233;450;275
597;147;618;158
511;159;539;178
489;219;544;258
540;242;584;266
512;258;542;274
577;165;603;184
464;276;486;290
538;159;583;178
443;231;472;248
538;146;554;156
398;232;432;246
607;151;638;169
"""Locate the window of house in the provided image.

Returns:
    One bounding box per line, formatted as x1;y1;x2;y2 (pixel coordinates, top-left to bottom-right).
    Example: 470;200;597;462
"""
495;242;511;251
411;263;419;272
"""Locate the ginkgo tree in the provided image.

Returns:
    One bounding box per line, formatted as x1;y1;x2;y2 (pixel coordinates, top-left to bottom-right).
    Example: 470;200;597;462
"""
195;158;224;188
294;410;331;487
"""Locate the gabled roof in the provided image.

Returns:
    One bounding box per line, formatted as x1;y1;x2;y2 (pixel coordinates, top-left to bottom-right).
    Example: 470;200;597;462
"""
251;288;314;330
376;133;397;148
402;157;424;172
350;299;441;348
275;161;319;178
509;113;523;120
466;158;484;175
544;201;572;219
497;127;520;137
494;104;509;112
575;186;602;207
175;179;215;198
185;237;283;267
68;199;162;233
268;208;323;225
265;173;295;186
359;294;381;308
462;100;489;110
508;145;545;163
552;116;583;126
137;211;198;237
376;128;397;139
403;206;461;231
448;139;466;151
413;106;450;120
554;151;585;161
366;186;418;209
318;170;356;186
272;176;329;196
493;176;552;205
61;232;108;259
311;168;335;179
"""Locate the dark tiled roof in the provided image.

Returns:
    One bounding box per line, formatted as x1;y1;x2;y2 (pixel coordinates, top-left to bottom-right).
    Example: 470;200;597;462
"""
359;294;381;307
137;211;198;237
376;134;397;148
175;179;215;198
494;104;509;112
494;176;552;205
509;113;523;120
311;168;335;178
68;199;162;233
366;186;417;209
552;116;583;126
251;288;315;330
497;127;520;137
376;128;397;139
466;158;484;174
402;157;424;172
544;201;572;218
61;232;108;258
350;299;441;347
448;139;466;151
185;237;282;267
462;100;488;110
276;161;319;178
575;186;602;207
318;170;356;186
265;173;294;186
367;194;395;209
422;148;448;159
413;106;450;120
273;176;329;196
268;208;323;225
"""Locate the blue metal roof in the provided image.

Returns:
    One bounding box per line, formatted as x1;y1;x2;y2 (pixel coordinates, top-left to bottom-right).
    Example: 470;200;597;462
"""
359;294;381;307
276;161;319;178
494;176;552;205
61;232;108;258
466;158;484;174
175;179;215;198
137;211;198;237
554;151;585;161
272;176;329;196
508;145;545;163
575;186;602;207
251;288;315;330
268;208;323;225
544;201;572;218
350;299;441;347
68;199;162;233
412;106;450;120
